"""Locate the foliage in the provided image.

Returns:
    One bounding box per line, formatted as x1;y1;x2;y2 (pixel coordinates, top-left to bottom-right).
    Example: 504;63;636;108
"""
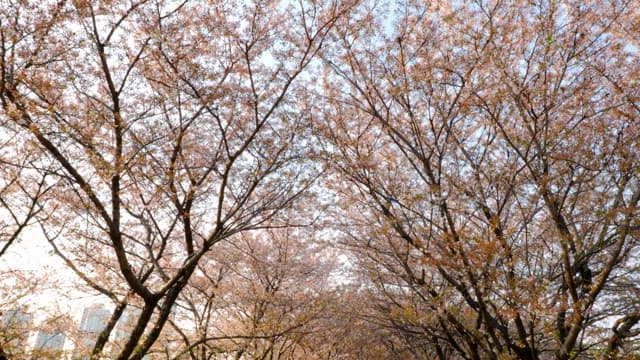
319;0;640;359
1;0;639;359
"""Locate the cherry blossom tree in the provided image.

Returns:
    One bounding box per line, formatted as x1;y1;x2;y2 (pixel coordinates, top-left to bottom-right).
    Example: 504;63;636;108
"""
319;0;640;359
1;0;638;359
164;226;336;359
0;0;356;358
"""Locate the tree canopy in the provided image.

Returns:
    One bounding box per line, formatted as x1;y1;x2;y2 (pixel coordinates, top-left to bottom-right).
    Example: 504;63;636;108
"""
1;0;639;359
